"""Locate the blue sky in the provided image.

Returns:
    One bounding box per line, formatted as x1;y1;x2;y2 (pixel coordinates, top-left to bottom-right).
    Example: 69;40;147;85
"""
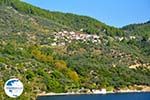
23;0;150;27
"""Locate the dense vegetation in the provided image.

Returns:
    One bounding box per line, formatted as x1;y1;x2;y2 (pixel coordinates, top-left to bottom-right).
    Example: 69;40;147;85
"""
0;0;150;100
122;21;150;37
122;21;150;56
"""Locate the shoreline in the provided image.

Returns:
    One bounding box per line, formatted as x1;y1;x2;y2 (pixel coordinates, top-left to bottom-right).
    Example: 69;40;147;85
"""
37;85;150;96
37;90;150;97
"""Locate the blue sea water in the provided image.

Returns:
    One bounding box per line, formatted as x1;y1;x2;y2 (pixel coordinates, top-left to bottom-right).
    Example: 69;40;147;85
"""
37;92;150;100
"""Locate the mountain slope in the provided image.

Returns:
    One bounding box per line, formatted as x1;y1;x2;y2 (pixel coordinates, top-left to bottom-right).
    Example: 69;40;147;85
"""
0;0;150;100
122;20;150;37
0;0;124;36
122;21;150;56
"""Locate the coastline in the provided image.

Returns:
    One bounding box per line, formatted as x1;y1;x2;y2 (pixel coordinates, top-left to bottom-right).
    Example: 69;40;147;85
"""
38;91;150;97
37;89;150;97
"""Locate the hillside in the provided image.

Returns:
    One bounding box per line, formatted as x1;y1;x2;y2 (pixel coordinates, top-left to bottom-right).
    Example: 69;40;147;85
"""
121;21;150;56
0;0;124;36
122;20;150;37
0;0;150;100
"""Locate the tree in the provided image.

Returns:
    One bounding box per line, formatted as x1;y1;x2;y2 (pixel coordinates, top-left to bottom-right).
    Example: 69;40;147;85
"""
31;49;53;62
67;69;79;82
54;60;67;71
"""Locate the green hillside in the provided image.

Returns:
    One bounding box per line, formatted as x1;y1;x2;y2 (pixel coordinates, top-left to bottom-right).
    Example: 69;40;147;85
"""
0;0;150;100
122;21;150;55
0;0;124;36
122;20;150;37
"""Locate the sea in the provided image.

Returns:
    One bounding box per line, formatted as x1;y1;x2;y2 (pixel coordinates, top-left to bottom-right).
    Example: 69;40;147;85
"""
37;92;150;100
